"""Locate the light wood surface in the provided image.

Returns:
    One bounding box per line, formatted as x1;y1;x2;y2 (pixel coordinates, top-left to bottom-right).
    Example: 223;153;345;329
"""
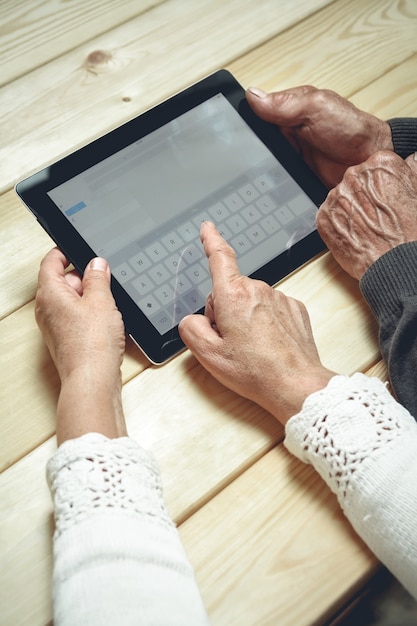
1;1;416;624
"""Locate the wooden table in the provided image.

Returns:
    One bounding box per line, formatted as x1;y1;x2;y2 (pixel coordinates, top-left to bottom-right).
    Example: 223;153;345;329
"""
1;1;416;624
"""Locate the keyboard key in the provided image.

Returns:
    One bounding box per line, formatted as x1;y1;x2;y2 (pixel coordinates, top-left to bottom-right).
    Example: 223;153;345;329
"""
192;211;212;230
181;243;204;265
113;262;135;284
288;194;314;216
161;230;184;252
138;294;161;315
253;173;274;193
236;228;290;277
173;273;192;295
226;213;248;234
217;222;233;241
185;263;208;285
150;310;171;334
246;224;267;245
169;299;189;324
183;288;206;312
260;214;281;235
177;221;199;242
132;274;155;296
230;233;252;255
269;166;287;185
145;241;169;262
276;205;294;226
224;191;245;212
276;180;299;203
154;283;176;307
148;263;171;285
241;203;262;224
208;201;230;221
128;251;152;274
255;194;276;215
164;252;187;274
238;183;259;203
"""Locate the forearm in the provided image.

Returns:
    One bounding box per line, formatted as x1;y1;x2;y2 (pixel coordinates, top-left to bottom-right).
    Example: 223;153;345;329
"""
285;373;417;600
47;434;210;626
260;367;336;425
56;367;126;444
360;242;417;418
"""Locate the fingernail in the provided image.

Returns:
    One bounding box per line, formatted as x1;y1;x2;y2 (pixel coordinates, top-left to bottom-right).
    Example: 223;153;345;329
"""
247;86;268;99
414;152;417;161
90;257;108;272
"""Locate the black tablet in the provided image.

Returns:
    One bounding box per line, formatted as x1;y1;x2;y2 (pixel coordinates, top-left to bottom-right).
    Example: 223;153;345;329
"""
16;70;327;364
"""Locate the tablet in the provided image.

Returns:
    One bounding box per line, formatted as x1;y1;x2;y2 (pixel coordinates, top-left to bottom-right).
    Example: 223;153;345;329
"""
16;70;327;364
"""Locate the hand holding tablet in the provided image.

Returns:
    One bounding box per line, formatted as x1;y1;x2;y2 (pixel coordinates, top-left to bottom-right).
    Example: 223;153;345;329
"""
16;70;327;364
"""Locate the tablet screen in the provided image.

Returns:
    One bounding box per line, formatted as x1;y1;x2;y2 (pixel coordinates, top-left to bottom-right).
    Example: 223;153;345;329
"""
47;92;318;336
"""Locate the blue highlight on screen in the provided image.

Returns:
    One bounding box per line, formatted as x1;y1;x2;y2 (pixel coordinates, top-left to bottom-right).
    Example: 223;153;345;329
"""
65;201;86;216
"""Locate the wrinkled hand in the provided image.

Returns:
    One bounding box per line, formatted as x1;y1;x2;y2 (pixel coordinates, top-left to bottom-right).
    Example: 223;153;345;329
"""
179;222;335;424
36;249;125;384
246;85;393;188
316;151;417;280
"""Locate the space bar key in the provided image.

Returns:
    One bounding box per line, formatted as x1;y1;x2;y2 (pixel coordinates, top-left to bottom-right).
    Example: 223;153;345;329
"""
236;230;290;277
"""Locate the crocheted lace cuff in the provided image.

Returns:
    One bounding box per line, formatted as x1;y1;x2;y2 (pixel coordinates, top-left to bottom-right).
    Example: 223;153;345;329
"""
284;373;415;505
46;433;174;538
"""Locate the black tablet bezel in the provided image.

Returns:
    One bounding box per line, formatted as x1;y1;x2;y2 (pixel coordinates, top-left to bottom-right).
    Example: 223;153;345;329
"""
16;69;327;364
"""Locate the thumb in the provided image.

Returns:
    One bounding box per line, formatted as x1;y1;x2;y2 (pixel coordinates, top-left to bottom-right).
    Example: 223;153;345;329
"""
246;86;310;127
179;313;222;361
82;257;112;299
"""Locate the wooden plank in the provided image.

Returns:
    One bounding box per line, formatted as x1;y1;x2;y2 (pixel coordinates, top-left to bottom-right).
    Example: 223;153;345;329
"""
0;441;54;626
3;0;417;320
180;447;378;626
0;0;333;193
351;53;417;118
0;190;51;320
227;0;417;97
0;0;166;87
365;360;389;382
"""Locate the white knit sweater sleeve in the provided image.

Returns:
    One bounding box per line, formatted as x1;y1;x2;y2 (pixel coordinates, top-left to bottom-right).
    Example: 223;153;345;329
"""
46;433;210;626
284;373;417;600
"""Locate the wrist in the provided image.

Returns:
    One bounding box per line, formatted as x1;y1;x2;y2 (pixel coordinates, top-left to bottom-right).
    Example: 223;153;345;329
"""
264;368;336;425
375;120;394;152
56;366;126;445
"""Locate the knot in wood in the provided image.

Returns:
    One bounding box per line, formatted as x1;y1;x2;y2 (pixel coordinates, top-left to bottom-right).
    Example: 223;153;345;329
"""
85;50;112;68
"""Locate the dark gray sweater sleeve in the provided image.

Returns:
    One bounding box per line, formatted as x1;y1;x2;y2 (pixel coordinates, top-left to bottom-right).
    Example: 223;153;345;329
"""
388;118;417;158
360;242;417;418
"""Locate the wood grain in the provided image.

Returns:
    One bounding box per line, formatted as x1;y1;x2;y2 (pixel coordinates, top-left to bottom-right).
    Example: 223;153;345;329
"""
1;0;416;624
0;0;333;192
180;447;378;626
228;0;417;97
0;0;166;87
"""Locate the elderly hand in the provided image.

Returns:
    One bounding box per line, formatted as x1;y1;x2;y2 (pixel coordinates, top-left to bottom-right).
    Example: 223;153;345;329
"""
36;248;125;383
36;249;126;442
316;151;417;280
179;222;335;424
246;85;393;188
